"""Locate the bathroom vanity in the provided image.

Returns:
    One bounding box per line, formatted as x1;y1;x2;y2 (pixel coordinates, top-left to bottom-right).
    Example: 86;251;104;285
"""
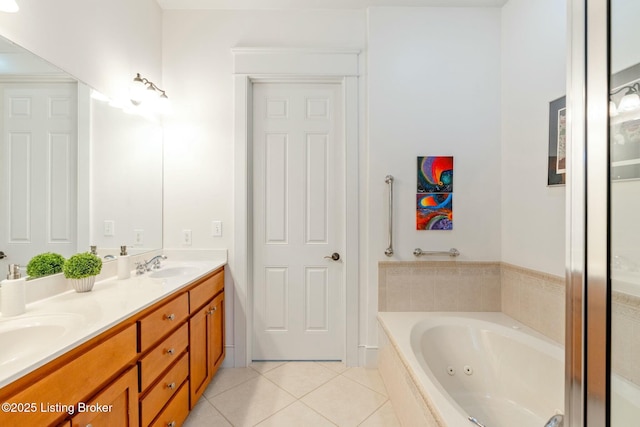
0;260;225;427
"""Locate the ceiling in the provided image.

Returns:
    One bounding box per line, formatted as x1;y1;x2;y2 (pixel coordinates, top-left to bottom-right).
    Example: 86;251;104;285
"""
156;0;508;10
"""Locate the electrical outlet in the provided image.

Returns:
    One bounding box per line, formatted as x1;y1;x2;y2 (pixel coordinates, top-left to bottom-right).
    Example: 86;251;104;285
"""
103;220;115;236
182;229;192;246
134;229;144;246
212;220;222;237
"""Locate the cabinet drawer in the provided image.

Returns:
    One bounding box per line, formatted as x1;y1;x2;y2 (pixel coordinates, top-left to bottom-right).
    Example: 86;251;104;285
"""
149;381;189;427
1;324;137;427
139;323;188;392
189;269;223;313
71;366;138;427
140;353;188;427
139;293;189;352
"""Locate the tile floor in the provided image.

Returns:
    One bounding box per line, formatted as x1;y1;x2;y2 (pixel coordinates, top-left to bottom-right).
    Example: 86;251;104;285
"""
183;362;401;427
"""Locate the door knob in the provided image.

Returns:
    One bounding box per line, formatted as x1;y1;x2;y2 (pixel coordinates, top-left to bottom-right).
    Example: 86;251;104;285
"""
0;251;5;259
324;252;340;261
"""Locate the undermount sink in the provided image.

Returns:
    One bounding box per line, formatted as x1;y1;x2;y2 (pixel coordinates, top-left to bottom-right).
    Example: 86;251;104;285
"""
149;266;200;279
0;313;84;368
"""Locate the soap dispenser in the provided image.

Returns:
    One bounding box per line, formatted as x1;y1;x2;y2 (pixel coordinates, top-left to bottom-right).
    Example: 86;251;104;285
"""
117;245;131;280
1;264;25;317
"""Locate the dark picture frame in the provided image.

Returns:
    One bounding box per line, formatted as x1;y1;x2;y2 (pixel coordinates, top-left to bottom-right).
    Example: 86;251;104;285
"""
548;96;567;186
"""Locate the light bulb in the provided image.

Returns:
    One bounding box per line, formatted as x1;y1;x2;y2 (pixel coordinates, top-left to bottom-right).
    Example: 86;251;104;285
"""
610;100;619;117
618;92;640;112
130;73;146;105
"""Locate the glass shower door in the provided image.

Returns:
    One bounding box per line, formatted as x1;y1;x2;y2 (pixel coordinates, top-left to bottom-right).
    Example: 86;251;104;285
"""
610;0;640;424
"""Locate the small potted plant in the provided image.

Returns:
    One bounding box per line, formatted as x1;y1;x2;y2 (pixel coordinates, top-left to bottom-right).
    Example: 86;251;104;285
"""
63;252;103;293
26;252;66;278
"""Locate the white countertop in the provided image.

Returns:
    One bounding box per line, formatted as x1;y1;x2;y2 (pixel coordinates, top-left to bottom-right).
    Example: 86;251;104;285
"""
0;255;226;388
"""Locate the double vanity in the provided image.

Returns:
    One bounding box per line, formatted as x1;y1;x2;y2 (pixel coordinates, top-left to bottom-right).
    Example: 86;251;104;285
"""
0;254;225;427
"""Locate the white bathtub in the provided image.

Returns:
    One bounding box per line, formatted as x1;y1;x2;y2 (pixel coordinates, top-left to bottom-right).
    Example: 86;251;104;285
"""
377;312;564;427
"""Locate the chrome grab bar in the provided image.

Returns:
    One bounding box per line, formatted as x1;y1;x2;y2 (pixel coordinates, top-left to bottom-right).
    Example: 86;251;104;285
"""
413;247;460;257
384;175;394;257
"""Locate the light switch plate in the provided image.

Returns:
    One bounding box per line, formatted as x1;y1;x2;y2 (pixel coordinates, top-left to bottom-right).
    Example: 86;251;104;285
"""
212;221;222;237
182;229;192;246
134;229;144;246
104;220;115;236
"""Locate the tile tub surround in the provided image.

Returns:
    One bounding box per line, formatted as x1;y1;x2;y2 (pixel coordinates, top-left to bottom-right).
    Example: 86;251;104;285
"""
377;261;564;343
378;261;502;312
500;263;565;344
379;260;640;390
377;327;443;427
612;291;640;387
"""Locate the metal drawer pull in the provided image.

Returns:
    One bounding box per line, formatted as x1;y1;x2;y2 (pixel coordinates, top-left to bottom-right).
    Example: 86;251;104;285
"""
167;422;176;427
167;382;176;390
166;348;175;355
165;313;175;321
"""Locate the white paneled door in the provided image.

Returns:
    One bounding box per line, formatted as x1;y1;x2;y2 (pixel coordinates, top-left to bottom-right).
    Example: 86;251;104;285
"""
252;82;344;360
0;83;77;273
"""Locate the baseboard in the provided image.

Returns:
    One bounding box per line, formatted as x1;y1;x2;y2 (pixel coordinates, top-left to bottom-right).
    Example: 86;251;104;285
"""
359;345;379;368
222;345;235;368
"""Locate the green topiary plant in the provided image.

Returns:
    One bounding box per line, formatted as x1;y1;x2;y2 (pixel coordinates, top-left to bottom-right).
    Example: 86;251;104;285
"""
63;252;103;279
26;252;66;278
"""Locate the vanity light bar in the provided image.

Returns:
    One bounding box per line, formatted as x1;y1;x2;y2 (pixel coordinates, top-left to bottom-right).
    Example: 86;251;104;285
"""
130;73;168;106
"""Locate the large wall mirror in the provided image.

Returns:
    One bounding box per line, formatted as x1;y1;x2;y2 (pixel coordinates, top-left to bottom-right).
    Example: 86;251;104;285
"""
0;34;163;275
610;0;640;424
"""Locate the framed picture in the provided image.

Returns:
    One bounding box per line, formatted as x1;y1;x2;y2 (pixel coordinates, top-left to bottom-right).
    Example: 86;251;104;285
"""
548;96;567;186
416;156;453;230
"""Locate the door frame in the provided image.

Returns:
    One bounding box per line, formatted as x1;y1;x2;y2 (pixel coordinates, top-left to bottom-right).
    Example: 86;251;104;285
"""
232;48;361;367
566;0;610;425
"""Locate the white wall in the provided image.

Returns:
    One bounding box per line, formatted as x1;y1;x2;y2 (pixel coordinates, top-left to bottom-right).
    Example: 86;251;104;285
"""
90;101;163;254
366;7;502;348
611;0;640;73
367;7;502;263
501;0;566;277
162;9;365;250
162;9;366;364
0;0;162;100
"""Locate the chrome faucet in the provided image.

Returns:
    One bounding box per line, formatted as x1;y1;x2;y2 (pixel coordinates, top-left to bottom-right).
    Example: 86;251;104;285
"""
142;255;167;271
544;414;563;427
136;255;167;274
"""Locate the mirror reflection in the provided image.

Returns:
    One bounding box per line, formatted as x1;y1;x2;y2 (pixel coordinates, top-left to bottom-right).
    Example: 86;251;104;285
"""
89;97;163;254
610;0;640;423
0;35;163;276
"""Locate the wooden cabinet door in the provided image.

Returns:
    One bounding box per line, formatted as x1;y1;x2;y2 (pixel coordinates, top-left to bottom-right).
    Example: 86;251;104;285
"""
189;304;210;408
71;366;138;427
210;292;225;371
189;291;225;409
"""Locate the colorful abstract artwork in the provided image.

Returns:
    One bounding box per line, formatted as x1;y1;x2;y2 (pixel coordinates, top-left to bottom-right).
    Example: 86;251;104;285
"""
417;156;453;193
416;156;453;230
416;194;452;230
